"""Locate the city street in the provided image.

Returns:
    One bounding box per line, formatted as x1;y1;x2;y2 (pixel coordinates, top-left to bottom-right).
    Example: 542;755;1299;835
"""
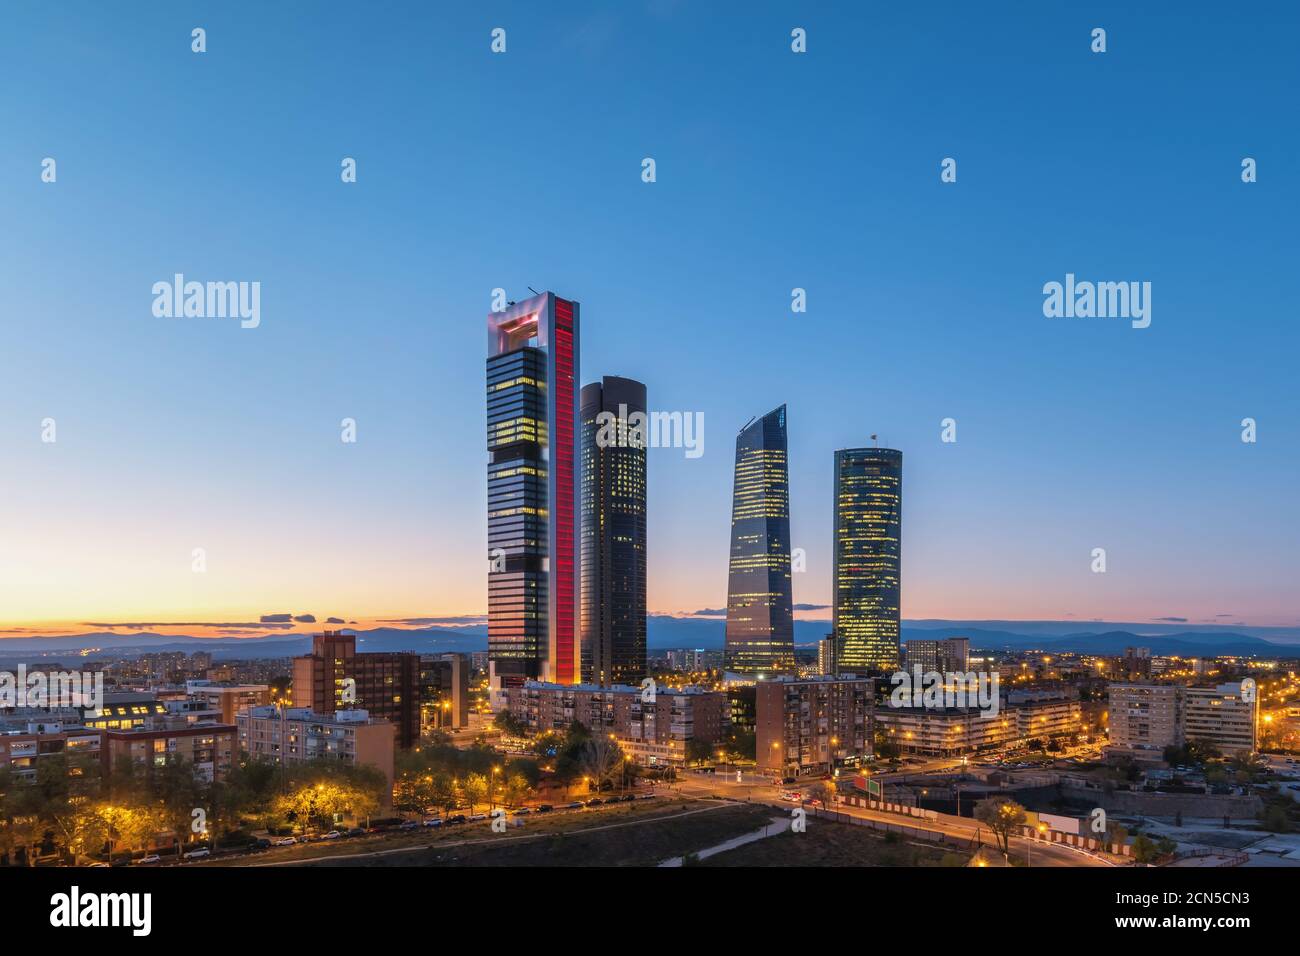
672;772;1113;868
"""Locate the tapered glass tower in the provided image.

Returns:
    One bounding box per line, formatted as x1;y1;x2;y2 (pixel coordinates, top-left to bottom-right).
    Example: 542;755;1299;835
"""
579;376;647;687
487;292;580;698
724;406;795;675
833;447;902;672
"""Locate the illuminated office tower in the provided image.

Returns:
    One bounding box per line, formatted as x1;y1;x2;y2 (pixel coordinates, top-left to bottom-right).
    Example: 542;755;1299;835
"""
833;447;902;672
487;292;580;699
580;376;648;687
724;406;795;675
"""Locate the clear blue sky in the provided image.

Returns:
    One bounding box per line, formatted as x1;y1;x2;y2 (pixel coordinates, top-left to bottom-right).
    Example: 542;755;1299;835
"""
1;1;1297;631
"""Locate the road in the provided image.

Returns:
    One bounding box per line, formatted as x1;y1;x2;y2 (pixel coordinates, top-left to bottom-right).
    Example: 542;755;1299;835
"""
672;773;1113;868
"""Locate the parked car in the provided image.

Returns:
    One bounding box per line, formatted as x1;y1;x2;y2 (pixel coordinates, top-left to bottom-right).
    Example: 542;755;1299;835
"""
323;831;342;840
346;827;366;837
249;839;272;850
183;848;210;860
271;836;297;847
445;814;467;825
400;820;422;830
422;818;443;828
535;805;554;813
138;854;161;865
512;807;532;815
468;814;487;822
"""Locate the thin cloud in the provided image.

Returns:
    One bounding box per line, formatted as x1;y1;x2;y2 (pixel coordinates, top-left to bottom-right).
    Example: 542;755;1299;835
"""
82;621;295;631
376;616;488;627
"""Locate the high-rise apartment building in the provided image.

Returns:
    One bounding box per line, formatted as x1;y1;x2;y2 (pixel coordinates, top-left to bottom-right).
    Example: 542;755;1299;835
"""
724;406;795;675
579;376;647;686
1106;683;1182;762
1183;683;1257;757
833;447;902;672
904;637;970;673
419;653;469;730
756;676;873;776
487;292;580;697
818;634;838;676
291;631;420;749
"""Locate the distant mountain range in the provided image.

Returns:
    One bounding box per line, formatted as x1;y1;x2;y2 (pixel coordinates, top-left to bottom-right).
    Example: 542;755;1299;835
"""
1;617;1298;663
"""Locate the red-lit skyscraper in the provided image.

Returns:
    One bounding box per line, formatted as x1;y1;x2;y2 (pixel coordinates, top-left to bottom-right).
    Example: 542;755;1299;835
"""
487;292;581;700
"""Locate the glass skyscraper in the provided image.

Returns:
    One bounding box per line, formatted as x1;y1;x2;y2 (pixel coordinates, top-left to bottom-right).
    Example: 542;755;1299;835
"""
486;292;580;698
579;376;647;687
833;447;902;672
724;406;795;675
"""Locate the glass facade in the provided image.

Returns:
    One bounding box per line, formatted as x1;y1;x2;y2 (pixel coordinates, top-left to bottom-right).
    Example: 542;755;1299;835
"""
487;293;580;690
833;447;902;672
724;406;795;675
580;376;648;687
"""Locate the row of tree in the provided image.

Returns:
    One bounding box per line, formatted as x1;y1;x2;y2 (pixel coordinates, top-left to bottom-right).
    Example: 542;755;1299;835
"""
0;751;388;865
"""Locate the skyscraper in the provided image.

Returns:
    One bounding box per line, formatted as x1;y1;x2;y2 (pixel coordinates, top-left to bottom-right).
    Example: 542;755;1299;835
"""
724;406;795;675
291;631;421;749
487;292;580;699
580;376;648;687
833;447;902;672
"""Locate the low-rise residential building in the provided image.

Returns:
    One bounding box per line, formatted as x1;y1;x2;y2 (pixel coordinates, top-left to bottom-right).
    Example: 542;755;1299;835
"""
82;693;169;731
103;724;237;783
504;681;728;765
0;724;103;781
874;706;1016;756
185;681;271;724
873;690;1081;757
237;705;396;791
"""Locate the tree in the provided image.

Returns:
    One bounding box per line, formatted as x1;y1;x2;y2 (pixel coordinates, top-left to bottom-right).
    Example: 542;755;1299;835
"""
1131;834;1164;864
461;773;488;813
684;738;713;767
973;797;1025;857
1261;805;1292;833
493;711;527;737
579;738;623;791
873;731;902;763
430;773;458;818
1105;822;1130;853
726;730;756;762
503;773;532;809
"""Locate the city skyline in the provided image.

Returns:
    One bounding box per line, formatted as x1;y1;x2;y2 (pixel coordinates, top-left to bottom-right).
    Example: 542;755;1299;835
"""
4;3;1299;635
